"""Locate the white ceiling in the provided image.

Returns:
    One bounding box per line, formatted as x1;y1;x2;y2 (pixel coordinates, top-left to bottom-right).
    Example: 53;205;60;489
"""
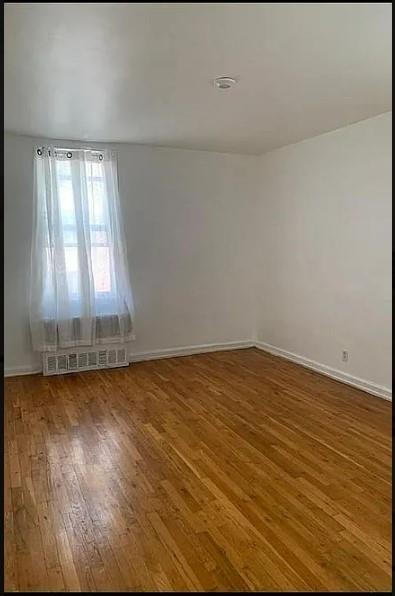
4;3;392;155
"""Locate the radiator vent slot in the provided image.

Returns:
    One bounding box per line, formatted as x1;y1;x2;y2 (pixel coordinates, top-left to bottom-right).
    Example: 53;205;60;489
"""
117;347;126;362
98;350;107;366
47;355;57;373
57;355;68;371
42;345;129;376
108;349;117;365
68;353;78;370
78;352;88;368
88;352;97;366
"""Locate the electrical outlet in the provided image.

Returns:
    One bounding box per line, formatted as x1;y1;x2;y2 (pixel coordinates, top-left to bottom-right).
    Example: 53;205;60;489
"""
342;350;349;362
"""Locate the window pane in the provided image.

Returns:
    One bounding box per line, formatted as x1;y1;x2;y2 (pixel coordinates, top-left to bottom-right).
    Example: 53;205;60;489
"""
86;161;113;295
63;227;77;245
91;246;112;293
87;162;107;226
90;229;108;246
56;161;76;228
64;246;80;296
55;157;114;302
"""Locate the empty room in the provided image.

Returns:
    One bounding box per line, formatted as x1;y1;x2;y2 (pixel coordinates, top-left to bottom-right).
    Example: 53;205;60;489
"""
3;2;392;593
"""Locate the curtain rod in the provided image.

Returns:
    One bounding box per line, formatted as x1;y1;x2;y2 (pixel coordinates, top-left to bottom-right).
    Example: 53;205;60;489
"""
37;146;107;159
53;147;104;153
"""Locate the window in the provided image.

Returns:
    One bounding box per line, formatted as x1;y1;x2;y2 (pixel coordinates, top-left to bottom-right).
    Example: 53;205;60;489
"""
30;147;134;351
56;159;114;309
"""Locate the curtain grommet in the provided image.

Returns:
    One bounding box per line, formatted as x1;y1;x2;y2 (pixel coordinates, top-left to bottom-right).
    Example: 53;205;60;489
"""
37;148;42;156
99;154;103;161
66;152;72;158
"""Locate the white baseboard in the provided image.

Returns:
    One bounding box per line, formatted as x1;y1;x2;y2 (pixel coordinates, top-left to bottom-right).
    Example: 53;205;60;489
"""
4;340;254;377
129;340;254;363
4;363;42;377
4;340;392;403
255;340;392;401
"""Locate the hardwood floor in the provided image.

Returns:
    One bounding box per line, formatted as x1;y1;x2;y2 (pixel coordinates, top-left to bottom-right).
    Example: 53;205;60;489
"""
4;348;392;592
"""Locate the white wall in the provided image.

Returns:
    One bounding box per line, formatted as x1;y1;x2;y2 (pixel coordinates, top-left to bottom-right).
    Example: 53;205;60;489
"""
4;113;392;397
254;112;392;392
4;133;257;373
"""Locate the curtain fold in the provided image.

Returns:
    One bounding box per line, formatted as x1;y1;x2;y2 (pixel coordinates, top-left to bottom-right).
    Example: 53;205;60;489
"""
30;146;135;351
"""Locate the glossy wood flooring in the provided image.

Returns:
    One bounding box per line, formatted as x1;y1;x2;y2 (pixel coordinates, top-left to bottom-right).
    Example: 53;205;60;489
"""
4;348;392;592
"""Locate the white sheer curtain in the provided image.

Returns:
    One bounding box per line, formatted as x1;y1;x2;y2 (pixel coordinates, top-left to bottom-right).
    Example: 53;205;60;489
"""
30;145;135;351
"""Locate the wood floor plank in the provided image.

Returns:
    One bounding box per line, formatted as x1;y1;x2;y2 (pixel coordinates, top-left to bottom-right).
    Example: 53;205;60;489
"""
4;347;392;592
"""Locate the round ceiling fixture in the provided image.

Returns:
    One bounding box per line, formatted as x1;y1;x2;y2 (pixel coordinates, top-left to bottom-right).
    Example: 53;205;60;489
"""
213;76;238;89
